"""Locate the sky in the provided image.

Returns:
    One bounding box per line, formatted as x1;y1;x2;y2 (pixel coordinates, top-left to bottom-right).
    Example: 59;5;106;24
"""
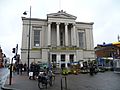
0;0;120;58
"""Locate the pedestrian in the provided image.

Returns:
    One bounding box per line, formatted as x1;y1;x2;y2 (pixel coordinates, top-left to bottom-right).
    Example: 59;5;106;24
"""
16;63;19;75
35;64;40;77
47;70;53;86
89;63;95;76
29;62;36;80
42;72;48;87
23;63;27;72
13;64;16;72
19;61;23;75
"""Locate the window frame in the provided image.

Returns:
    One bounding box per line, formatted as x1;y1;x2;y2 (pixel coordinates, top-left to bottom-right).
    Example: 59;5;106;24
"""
33;30;40;47
78;31;85;48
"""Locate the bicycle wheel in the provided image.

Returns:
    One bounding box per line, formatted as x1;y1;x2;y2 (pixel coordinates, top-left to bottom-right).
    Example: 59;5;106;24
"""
38;81;41;89
52;75;55;81
49;78;52;86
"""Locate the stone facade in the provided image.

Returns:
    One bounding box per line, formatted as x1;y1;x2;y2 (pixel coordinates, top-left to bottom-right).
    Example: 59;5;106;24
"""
21;10;95;68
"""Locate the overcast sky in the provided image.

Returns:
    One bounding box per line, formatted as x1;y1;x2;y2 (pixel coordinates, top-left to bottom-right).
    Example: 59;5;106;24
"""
0;0;120;58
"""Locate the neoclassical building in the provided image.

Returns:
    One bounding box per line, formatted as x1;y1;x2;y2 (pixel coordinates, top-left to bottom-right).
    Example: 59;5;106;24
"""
21;10;95;68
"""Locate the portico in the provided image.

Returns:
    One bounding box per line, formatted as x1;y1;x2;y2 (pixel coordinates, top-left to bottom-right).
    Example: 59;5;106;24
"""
47;22;77;47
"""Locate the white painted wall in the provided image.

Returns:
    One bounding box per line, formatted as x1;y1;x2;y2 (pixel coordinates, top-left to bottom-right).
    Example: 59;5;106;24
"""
21;12;95;68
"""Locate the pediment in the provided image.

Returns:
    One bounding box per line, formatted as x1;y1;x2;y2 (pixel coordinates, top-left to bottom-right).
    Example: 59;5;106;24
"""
47;10;77;20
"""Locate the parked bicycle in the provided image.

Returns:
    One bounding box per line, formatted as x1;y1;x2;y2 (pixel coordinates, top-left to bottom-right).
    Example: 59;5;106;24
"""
38;71;55;89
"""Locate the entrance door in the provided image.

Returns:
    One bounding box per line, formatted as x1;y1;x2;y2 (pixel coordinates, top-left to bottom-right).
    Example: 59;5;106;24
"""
61;63;65;68
52;54;56;68
61;54;65;62
61;54;65;68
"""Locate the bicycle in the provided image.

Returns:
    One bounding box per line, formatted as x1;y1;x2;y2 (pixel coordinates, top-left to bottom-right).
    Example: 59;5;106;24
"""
38;72;54;89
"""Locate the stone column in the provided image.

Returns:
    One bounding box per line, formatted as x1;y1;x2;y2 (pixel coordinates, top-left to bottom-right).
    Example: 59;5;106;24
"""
57;54;61;68
65;54;69;68
71;26;73;46
74;54;76;62
48;22;51;46
73;24;76;46
65;23;68;46
56;22;60;46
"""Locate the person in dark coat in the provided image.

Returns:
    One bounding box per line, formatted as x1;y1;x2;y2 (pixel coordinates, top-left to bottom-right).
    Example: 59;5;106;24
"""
23;63;27;72
89;63;95;76
35;64;40;77
29;62;36;80
19;62;23;75
16;63;19;75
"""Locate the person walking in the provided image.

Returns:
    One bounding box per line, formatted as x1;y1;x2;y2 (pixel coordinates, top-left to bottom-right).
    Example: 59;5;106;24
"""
89;63;95;76
29;62;36;80
23;63;27;72
19;61;23;75
35;64;40;77
16;63;19;75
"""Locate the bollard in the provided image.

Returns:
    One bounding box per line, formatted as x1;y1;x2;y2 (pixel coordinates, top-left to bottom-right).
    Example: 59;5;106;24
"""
65;76;67;90
9;64;12;85
61;76;68;90
61;78;63;90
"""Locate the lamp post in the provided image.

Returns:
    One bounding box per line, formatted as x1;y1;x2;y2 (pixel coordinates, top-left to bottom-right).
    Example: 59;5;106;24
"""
118;35;120;42
23;6;31;75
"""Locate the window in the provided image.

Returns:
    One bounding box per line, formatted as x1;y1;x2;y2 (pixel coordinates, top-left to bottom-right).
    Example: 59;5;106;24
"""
69;54;74;63
61;54;65;62
52;54;56;62
34;30;40;46
78;32;84;48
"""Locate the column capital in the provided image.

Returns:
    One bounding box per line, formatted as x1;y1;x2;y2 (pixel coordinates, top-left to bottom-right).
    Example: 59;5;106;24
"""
65;23;68;26
72;23;76;26
56;22;60;25
47;22;52;25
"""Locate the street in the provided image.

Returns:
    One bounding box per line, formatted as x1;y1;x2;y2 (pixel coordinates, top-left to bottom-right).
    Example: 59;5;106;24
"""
65;72;120;90
49;71;120;90
2;70;120;90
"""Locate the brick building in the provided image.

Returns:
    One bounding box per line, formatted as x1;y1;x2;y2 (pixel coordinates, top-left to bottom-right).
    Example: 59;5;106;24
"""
0;47;3;68
95;42;120;67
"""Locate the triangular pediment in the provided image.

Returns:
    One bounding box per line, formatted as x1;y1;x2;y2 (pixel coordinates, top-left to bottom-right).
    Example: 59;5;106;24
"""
47;10;77;20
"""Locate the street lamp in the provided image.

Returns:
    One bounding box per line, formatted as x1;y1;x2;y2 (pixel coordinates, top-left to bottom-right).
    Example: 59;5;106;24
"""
118;35;120;42
23;6;31;75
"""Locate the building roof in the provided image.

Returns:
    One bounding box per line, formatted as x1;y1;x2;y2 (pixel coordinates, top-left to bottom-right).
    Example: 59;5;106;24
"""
47;10;77;20
97;42;120;47
22;17;47;21
76;22;94;25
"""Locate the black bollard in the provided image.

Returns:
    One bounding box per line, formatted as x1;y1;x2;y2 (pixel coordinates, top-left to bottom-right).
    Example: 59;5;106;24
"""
61;78;63;90
65;76;67;90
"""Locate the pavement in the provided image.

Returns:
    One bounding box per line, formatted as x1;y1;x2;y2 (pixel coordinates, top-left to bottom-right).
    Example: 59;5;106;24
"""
1;72;62;90
1;71;120;90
